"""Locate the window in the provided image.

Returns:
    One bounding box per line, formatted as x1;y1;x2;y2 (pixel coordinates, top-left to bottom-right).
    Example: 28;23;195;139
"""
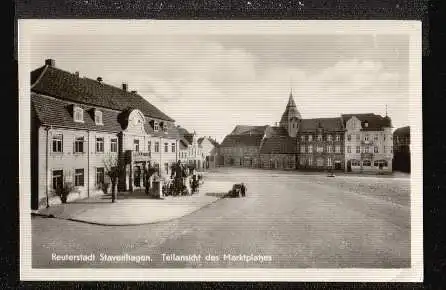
364;135;369;141
95;110;103;125
134;139;140;152
52;134;63;153
308;145;313;153
374;160;388;167
364;146;369;153
327;157;332;167
374;146;379;153
111;138;118;153
335;135;340;142
52;170;63;190
317;135;323;141
374;135;378;141
147;141;151;152
155;142;160;153
327;145;332;153
301;135;305;142
96;167;105;185
171;143;176;152
308;157;313;166
75;169;84;186
96;137;104;153
164;143;168;153
300;145;305;153
163;123;168;133
74;137;84;153
164;163;169;174
356;146;360;153
316;145;324;153
347;134;352;141
300;158;305;166
364;121;369;128
308;135;313;142
316;157;324;167
154;121;159;131
351;160;360;166
327;135;332;142
347;146;351;153
363;160;371;166
335;145;341;153
74;107;84;122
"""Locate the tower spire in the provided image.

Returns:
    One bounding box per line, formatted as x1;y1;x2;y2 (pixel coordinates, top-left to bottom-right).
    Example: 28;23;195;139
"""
385;104;388;117
289;76;293;96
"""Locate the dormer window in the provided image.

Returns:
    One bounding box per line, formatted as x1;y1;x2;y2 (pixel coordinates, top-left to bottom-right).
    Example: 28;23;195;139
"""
364;121;369;128
74;106;84;123
163;123;168;133
154;121;159;132
94;110;103;125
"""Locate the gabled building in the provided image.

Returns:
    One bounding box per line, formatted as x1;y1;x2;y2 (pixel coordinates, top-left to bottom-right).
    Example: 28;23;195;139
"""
342;113;393;173
31;59;180;209
198;137;220;169
220;132;264;167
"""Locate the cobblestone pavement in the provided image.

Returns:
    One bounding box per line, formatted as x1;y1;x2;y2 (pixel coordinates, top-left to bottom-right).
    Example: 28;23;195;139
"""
32;168;411;268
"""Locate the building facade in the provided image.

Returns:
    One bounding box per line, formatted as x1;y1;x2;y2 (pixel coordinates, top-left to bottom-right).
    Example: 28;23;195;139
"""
342;114;393;173
198;137;220;170
31;59;180;209
220;90;392;174
393;126;410;172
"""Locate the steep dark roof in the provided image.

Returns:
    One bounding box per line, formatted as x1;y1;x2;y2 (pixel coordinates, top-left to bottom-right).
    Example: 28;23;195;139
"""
220;134;264;148
341;113;392;131
183;134;194;145
393;126;410;136
298;117;344;132
280;92;302;124
267;126;288;137
32;94;180;139
32;94;122;132
230;125;268;135
31;65;174;122
260;136;297;154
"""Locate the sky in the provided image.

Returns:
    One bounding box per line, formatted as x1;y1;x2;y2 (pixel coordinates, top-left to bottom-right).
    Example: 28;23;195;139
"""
29;32;410;143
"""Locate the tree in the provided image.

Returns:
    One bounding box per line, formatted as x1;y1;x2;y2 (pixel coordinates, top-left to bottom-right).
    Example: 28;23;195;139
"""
103;153;123;203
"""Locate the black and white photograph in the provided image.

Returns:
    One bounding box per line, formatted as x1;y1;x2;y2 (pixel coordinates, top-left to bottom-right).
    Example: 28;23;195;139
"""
19;20;422;281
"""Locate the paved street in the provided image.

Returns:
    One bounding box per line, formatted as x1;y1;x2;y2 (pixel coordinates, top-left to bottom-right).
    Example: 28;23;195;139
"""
32;168;411;268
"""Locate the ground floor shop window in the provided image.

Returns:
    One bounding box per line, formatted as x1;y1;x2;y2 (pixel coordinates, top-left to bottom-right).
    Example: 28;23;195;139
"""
362;160;371;167
351;160;360;167
374;160;388;168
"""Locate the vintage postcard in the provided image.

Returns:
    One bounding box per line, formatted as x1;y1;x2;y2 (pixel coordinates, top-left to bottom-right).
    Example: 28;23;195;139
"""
19;20;422;281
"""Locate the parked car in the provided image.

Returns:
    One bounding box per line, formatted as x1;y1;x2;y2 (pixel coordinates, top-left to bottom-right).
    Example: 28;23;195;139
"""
226;183;247;198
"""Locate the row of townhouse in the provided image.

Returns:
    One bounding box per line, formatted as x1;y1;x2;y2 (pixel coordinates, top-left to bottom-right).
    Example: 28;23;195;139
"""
31;59;219;209
219;91;394;173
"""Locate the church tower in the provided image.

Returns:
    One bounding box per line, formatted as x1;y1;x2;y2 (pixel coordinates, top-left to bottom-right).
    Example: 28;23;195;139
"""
279;89;302;137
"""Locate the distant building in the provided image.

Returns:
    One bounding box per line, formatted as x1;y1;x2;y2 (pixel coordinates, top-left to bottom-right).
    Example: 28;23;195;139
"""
198;137;220;169
31;59;180;209
393;126;410;172
220;90;393;174
342;114;393;173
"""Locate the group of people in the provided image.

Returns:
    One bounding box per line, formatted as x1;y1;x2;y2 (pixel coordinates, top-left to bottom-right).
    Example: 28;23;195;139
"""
165;160;202;196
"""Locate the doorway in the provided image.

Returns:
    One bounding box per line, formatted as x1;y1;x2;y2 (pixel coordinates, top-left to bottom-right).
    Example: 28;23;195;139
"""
134;165;141;187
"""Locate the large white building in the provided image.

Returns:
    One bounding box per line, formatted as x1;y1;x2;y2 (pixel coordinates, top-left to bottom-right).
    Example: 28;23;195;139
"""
31;59;181;209
342;114;393;173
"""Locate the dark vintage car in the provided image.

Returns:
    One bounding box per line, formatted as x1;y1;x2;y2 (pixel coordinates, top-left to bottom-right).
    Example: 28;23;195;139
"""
226;183;247;198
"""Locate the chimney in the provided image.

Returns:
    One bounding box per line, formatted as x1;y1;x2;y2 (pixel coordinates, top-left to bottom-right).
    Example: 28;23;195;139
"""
45;59;55;67
74;71;79;77
122;83;128;91
131;90;137;94
97;77;103;83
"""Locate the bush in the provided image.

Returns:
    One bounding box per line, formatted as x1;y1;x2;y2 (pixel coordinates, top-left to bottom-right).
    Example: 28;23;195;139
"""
55;182;75;204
